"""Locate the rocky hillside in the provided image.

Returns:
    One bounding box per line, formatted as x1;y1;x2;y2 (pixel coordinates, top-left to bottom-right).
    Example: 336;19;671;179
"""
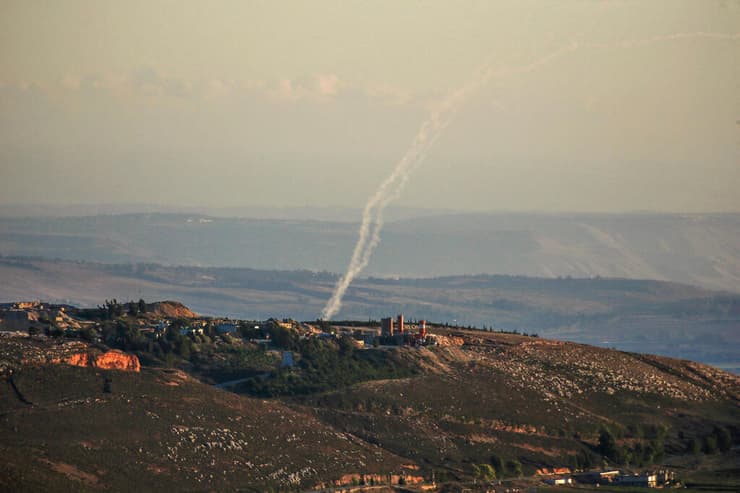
293;328;739;480
0;337;406;492
1;316;738;491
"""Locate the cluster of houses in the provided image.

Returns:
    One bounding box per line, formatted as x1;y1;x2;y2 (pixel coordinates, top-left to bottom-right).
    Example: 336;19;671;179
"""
544;469;676;488
138;319;239;339
2;302;438;358
0;301;248;343
0;301;91;334
1;301;435;347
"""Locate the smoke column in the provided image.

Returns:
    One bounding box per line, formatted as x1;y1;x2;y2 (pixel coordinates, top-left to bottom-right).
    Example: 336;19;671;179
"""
320;31;740;320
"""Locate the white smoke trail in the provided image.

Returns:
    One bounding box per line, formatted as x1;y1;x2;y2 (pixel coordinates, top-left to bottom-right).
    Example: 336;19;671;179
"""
320;75;486;320
320;31;740;320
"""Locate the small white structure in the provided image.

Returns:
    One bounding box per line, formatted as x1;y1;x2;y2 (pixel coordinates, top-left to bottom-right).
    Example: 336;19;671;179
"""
544;478;573;485
617;473;657;488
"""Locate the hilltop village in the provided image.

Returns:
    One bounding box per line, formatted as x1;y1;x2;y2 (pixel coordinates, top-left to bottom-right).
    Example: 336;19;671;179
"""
0;301;441;374
0;300;437;347
1;299;738;492
0;300;458;398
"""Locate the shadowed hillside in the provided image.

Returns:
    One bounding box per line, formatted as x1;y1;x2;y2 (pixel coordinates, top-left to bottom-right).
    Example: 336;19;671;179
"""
0;338;406;492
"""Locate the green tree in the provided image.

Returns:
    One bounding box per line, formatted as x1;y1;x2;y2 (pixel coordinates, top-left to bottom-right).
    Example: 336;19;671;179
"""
477;464;496;481
576;449;594;469
114;319;145;350
178;338;192;360
490;454;504;476
703;436;718;454
100;299;124;319
627;423;644;438
164;352;177;368
688;437;702;455
598;427;619;462
650;439;665;463
338;335;356;355
713;427;732;453
126;301;139;316
506;459;522;477
267;324;295;350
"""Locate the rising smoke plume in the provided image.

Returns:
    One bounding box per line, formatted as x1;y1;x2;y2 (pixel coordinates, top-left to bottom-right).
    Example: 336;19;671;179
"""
320;31;740;320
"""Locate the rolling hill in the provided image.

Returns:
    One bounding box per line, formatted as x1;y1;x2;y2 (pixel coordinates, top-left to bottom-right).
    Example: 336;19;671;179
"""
0;212;737;292
0;337;405;492
0;316;738;491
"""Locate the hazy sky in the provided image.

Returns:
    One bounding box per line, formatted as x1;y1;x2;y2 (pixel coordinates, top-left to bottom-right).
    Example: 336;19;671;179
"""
1;1;739;213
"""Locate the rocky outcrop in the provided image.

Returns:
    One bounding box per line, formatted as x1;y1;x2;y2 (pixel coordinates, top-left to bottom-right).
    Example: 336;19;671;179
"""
537;467;572;475
316;472;425;489
93;350;140;372
65;352;94;367
435;335;465;347
60;350;140;372
148;301;198;319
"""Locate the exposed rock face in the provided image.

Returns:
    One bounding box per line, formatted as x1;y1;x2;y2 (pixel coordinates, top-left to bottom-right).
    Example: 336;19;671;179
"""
435;335;465;347
317;473;425;489
537;467;572;475
65;353;94;367
61;350;140;372
93;350;140;372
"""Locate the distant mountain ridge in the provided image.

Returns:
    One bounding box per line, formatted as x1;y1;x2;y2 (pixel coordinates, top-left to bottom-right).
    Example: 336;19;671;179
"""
0;204;456;222
0;211;737;292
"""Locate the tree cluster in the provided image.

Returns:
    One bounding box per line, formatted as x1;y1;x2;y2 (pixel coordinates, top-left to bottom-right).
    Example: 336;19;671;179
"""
237;336;417;397
97;298;147;320
687;426;732;455
597;426;666;466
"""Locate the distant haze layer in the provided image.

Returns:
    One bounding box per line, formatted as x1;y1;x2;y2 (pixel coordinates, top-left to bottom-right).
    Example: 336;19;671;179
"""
0;212;737;293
